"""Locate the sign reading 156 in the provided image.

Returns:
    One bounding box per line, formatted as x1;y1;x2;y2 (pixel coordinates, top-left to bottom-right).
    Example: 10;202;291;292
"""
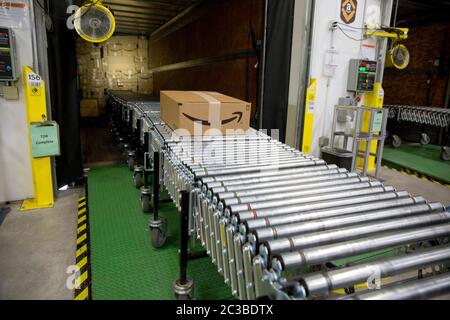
27;73;43;91
28;74;41;81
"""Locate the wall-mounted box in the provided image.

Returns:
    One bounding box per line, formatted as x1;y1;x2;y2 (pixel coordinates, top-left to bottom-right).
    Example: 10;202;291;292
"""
347;59;377;93
0;28;18;81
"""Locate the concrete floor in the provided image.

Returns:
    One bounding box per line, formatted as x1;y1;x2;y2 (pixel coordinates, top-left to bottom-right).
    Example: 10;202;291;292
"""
0;167;448;300
379;167;450;206
0;188;82;300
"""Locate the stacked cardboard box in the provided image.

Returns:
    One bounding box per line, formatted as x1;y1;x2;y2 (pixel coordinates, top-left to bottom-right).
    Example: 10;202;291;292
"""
76;35;153;117
80;99;100;118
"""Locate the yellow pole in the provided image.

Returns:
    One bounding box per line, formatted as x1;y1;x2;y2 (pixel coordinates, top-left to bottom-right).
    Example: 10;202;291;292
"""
357;82;385;172
301;78;317;154
21;66;54;210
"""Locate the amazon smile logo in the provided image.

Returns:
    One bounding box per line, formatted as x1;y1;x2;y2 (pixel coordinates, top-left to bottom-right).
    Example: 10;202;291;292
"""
182;112;243;126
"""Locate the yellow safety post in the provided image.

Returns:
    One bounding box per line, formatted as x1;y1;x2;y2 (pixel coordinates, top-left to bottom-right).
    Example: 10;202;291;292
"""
357;82;385;172
301;78;317;154
21;66;54;210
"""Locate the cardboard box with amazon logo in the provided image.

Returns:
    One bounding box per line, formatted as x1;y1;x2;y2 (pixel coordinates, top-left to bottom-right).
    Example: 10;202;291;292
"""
160;91;251;136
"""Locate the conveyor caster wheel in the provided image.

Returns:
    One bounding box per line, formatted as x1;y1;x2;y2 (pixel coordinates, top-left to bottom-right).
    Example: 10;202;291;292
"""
420;133;430;145
141;187;152;212
392;135;402;148
134;166;144;188
141;192;151;213
174;278;193;300
127;152;135;171
150;219;167;248
441;147;450;161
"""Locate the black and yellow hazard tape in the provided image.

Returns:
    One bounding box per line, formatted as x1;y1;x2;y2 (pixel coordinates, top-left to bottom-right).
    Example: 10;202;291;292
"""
383;165;450;188
74;196;91;300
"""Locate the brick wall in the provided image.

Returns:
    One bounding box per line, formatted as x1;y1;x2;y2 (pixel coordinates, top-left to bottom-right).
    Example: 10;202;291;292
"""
383;21;450;107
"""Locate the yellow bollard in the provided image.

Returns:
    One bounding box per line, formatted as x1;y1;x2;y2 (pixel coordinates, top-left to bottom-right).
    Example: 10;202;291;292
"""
21;66;54;210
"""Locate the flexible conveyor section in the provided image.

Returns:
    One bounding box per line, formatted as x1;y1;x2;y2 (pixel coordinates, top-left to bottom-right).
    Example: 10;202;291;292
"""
106;90;450;300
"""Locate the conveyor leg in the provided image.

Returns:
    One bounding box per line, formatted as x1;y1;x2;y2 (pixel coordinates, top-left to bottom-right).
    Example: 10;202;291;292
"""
149;151;166;247
133;166;144;189
174;191;194;300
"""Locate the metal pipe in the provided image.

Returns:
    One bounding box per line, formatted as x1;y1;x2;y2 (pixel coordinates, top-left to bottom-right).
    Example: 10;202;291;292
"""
300;245;450;297
189;157;319;173
343;271;450;300
242;195;422;232
189;155;319;169
229;186;394;216
263;211;450;258
182;152;310;166
221;181;380;207
203;166;344;189
210;172;356;195
252;202;443;244
179;149;305;163
213;174;364;199
176;144;297;155
200;165;340;184
273;224;450;273
173;145;293;156
232;189;404;224
186;157;315;171
194;160;326;178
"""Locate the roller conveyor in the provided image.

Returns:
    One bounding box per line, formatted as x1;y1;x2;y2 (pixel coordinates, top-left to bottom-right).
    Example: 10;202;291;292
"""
106;91;450;300
386;105;450;128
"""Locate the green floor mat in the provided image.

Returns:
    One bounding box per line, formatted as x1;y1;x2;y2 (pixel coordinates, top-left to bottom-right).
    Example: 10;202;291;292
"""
88;165;232;300
383;144;450;183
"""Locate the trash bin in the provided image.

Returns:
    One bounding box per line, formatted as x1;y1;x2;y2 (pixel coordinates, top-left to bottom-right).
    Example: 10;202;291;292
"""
321;147;354;172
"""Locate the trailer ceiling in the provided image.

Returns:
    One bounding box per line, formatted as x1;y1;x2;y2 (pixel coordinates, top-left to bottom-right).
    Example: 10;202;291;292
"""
101;0;203;35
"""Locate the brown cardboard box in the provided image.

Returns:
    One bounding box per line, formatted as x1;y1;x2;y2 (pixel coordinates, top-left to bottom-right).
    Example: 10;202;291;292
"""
80;99;100;117
160;91;251;136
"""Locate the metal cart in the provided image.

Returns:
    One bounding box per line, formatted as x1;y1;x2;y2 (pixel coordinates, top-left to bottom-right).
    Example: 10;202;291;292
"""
328;105;389;178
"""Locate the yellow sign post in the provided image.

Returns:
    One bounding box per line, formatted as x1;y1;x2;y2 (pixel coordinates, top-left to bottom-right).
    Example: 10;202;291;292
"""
358;82;385;173
21;66;54;211
301;78;317;154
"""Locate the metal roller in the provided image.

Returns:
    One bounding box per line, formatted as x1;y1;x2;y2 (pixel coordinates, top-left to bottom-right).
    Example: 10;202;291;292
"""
189;157;320;173
200;164;340;184
203;167;346;191
231;189;405;224
273;224;450;274
251;202;444;245
212;174;365;200
179;147;300;157
194;160;326;178
261;211;450;262
229;186;395;219
208;172;355;195
219;181;381;206
241;195;424;233
184;153;312;168
343;272;450;300
300;245;450;297
180;150;308;164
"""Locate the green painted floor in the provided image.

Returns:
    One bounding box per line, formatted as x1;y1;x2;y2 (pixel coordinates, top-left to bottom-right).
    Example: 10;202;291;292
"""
383;144;450;183
88;165;232;300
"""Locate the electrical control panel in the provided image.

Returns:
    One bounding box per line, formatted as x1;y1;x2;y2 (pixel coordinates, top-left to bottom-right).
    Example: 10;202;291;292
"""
0;28;18;81
347;59;377;93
